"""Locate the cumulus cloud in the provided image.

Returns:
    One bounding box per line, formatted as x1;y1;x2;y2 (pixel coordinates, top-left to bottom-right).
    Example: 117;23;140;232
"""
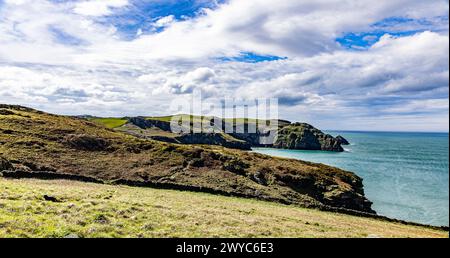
73;0;129;17
185;67;216;83
152;15;176;28
148;67;217;94
109;0;448;59
0;0;448;131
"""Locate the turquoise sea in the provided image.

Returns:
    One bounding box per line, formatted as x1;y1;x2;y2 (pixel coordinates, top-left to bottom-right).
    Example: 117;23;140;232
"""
253;131;449;226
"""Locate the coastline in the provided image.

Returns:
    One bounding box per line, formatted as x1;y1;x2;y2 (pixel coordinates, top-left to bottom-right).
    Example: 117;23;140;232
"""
252;130;449;227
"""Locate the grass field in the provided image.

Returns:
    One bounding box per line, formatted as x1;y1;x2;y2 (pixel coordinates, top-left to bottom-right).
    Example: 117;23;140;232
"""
0;177;447;238
146;114;208;123
90;118;128;128
146;115;284;126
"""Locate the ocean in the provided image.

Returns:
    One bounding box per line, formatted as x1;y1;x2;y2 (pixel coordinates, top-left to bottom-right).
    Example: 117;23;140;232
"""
253;131;449;226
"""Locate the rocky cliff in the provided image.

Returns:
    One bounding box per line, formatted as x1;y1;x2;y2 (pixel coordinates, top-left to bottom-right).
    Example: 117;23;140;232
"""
122;117;251;150
336;135;350;145
273;123;344;152
122;117;347;152
127;117;172;131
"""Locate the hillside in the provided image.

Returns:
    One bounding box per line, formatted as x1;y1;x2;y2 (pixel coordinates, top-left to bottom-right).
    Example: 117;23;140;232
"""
0;104;373;213
0;177;446;238
89;115;345;151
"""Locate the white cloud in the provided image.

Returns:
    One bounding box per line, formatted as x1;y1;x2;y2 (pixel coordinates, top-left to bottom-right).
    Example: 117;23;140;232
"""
111;0;448;59
0;0;448;131
153;15;176;28
150;67;217;94
185;67;216;83
73;0;129;17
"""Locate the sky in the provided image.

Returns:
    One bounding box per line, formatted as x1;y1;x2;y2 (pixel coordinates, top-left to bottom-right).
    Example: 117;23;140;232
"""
0;0;448;132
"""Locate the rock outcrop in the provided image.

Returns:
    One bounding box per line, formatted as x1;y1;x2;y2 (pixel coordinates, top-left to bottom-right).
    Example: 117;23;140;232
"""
336;135;350;145
0;109;15;116
273;123;344;152
127;117;172;131
121;117;346;152
124;117;252;150
0;157;13;171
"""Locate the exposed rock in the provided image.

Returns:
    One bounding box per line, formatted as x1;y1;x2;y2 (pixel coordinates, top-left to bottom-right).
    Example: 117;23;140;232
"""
0;104;37;113
221;157;249;175
43;195;60;202
273;123;344;152
221;119;285;147
125;118;251;150
251;168;275;186
323;189;373;213
123;116;345;152
12;164;32;172
336;135;350;145
128;117;172;131
0;157;13;171
148;135;179;144
0;109;15;116
64;233;80;238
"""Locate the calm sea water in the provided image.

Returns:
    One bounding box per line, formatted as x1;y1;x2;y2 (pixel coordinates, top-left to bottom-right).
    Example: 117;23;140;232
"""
253;131;449;226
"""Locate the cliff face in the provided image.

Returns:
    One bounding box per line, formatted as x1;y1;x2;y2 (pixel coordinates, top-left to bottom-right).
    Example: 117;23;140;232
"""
128;117;172;131
122;117;251;150
114;117;347;152
0;104;373;214
273;123;344;152
336;135;350;145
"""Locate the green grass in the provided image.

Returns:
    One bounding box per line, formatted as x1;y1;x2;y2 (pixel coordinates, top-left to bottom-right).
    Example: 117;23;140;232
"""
146;115;289;128
223;118;266;124
89;118;128;129
0;177;447;238
146;114;210;123
145;115;174;122
147;115;267;124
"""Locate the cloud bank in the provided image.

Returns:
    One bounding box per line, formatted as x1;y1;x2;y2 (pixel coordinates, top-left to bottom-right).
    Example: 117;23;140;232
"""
0;0;448;131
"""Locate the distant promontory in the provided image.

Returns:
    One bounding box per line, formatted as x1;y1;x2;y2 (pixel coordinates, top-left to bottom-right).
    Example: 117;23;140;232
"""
90;115;348;152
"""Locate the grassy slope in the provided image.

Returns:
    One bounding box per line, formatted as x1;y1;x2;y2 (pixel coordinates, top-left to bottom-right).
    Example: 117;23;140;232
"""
0;177;446;238
89;118;128;129
146;114;207;123
0;104;373;212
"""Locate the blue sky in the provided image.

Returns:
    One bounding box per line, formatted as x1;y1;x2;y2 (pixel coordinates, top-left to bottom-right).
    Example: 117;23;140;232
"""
97;0;225;38
0;0;448;132
336;15;449;50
